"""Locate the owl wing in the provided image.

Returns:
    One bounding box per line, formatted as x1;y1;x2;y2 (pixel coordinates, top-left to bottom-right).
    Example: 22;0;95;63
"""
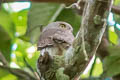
37;29;74;50
37;29;59;50
53;30;74;45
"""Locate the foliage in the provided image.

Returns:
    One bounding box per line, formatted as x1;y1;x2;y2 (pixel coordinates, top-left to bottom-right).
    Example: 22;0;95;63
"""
27;3;64;43
11;9;28;35
27;3;81;43
0;1;120;80
0;2;81;79
0;7;15;62
109;26;118;44
103;46;120;77
0;68;17;80
114;0;120;24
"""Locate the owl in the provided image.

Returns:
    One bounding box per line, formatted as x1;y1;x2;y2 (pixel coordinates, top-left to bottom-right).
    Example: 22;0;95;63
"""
37;21;74;79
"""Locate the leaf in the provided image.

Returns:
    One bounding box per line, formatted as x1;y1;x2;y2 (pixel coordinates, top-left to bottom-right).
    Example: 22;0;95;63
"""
92;61;103;77
26;51;39;69
0;25;11;61
0;8;15;39
103;46;120;77
0;67;17;80
108;46;120;56
1;74;17;80
13;39;32;68
0;67;9;78
114;0;120;5
109;26;118;44
55;8;81;35
114;14;120;24
113;0;120;24
26;2;64;43
0;7;15;61
11;9;28;35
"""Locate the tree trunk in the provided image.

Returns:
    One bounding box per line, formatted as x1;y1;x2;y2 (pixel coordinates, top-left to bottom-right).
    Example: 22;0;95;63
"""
41;0;113;80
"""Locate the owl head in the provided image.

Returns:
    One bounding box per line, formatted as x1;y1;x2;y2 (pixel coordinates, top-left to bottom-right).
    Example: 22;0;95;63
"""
42;21;73;32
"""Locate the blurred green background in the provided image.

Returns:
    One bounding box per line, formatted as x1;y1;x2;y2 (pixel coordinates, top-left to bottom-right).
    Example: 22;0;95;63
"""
0;0;120;80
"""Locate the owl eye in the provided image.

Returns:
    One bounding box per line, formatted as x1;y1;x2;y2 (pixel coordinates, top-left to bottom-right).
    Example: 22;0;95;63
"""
59;24;66;28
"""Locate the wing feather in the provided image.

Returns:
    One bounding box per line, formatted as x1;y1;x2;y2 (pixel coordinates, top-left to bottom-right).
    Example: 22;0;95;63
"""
37;28;74;50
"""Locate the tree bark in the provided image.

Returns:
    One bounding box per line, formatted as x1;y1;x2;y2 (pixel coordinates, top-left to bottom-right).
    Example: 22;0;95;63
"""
64;0;113;79
40;0;113;80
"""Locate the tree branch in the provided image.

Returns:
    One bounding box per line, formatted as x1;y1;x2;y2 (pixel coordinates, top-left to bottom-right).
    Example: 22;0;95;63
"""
0;65;37;80
1;0;115;80
0;51;8;66
39;0;113;80
64;0;113;79
112;5;120;15
0;51;38;80
2;0;120;15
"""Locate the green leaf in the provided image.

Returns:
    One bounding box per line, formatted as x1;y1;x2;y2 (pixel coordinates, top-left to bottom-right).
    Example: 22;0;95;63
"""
114;0;120;5
1;74;17;80
92;59;103;77
0;8;15;39
26;51;39;69
11;9;28;35
13;39;32;68
114;14;120;24
55;8;81;35
0;7;15;61
109;26;118;44
113;0;120;24
0;67;9;78
0;67;17;80
103;46;120;77
26;3;64;43
0;25;11;61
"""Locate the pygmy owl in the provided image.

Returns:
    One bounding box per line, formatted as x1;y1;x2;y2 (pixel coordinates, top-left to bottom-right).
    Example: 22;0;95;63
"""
37;21;74;78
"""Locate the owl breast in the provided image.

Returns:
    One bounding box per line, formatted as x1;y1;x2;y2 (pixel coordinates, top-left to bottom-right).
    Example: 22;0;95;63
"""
37;46;66;78
40;47;59;57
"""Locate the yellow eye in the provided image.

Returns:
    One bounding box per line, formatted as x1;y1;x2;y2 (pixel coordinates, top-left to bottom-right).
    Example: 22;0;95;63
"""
60;24;66;28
